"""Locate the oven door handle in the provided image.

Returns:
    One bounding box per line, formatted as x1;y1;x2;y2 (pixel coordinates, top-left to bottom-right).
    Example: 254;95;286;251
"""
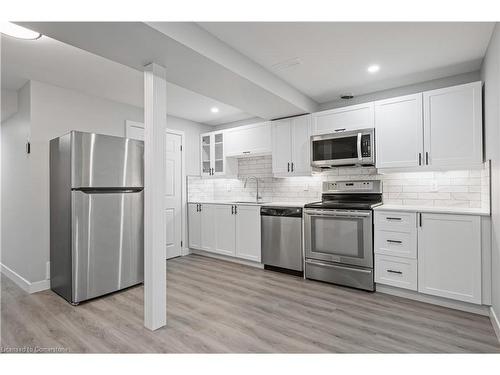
357;132;362;161
305;259;373;274
304;210;371;218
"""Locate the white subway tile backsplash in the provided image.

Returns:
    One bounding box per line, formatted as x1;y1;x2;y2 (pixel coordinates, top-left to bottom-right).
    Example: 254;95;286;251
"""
188;156;490;210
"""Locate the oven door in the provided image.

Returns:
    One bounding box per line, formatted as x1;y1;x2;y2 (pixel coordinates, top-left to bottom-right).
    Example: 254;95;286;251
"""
304;209;373;268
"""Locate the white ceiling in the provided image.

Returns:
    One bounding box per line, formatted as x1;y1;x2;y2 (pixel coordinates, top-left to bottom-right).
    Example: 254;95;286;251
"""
198;22;495;103
1;34;253;125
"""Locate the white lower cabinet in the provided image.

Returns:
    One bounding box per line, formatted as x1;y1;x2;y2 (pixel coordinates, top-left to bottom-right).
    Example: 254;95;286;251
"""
214;204;236;256
188;203;201;249
235;205;261;262
375;255;418;291
189;203;261;262
418;213;482;304
200;204;215;252
374;209;483;304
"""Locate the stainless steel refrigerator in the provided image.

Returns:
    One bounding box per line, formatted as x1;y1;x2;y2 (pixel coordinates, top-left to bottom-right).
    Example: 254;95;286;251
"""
50;131;144;305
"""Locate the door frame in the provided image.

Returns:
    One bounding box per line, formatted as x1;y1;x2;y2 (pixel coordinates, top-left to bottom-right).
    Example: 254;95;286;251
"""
125;121;188;257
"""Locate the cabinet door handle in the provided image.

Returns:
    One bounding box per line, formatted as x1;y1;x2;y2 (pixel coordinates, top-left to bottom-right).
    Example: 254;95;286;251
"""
334;128;346;132
425;152;429;165
387;239;402;244
199;204;202;212
287;162;290;172
231;205;234;215
419;212;422;227
418;153;422;166
387;269;403;275
291;162;294;172
386;217;402;221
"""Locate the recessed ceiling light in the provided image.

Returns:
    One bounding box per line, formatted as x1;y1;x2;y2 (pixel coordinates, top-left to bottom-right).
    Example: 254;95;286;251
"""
0;22;41;40
210;107;219;114
367;64;380;73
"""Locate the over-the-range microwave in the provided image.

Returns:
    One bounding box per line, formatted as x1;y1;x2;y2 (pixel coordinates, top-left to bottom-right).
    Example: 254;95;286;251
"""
310;128;375;168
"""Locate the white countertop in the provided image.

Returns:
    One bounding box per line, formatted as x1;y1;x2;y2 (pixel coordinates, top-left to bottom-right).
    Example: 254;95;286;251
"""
188;200;311;207
374;204;490;216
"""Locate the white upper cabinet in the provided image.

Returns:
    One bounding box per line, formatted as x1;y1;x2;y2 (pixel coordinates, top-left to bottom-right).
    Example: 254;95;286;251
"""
375;81;483;171
375;94;424;169
423;81;483;168
271;114;311;176
418;213;482;304
200;131;237;178
271;119;293;175
224;122;272;157
291;115;312;175
312;102;374;135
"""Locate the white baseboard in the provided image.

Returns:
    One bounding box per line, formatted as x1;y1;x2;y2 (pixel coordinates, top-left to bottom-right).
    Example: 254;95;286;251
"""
190;249;264;269
490;307;500;344
376;284;490;316
0;263;50;294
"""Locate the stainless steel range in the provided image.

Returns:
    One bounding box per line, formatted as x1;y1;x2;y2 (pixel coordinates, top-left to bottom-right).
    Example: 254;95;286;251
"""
304;180;382;291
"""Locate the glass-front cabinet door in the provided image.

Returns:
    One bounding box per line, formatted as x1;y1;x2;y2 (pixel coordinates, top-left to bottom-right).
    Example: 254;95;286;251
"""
200;131;225;177
201;134;212;176
213;132;224;175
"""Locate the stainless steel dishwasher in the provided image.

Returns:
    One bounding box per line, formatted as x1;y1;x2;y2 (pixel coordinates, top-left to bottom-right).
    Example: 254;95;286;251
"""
261;206;303;275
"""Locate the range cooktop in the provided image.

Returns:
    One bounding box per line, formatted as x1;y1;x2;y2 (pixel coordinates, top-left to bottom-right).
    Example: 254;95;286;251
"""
304;180;383;210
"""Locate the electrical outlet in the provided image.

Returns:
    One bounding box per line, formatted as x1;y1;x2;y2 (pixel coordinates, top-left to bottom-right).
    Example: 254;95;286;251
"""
226;184;231;192
304;183;309;191
431;180;438;192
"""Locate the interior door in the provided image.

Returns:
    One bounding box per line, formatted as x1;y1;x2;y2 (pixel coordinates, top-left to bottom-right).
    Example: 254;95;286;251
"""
271;119;292;175
165;132;182;259
125;123;185;259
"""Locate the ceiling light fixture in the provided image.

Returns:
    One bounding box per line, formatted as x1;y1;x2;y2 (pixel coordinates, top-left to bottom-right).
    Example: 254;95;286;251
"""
367;64;380;73
0;22;41;40
210;107;219;114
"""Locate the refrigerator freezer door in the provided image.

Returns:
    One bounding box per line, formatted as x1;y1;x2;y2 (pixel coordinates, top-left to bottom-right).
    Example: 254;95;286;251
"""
71;190;144;303
71;131;144;188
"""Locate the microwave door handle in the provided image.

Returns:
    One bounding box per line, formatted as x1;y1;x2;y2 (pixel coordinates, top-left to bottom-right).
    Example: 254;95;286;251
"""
357;132;362;161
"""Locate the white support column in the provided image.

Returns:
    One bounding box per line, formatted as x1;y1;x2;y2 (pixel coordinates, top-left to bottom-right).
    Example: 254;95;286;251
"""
144;63;167;330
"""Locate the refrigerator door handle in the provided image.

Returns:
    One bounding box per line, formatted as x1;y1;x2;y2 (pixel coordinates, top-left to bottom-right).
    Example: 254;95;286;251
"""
73;187;144;194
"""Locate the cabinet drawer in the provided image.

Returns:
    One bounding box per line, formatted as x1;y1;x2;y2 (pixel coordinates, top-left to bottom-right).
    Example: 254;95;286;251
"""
375;255;417;291
374;211;416;232
374;230;417;259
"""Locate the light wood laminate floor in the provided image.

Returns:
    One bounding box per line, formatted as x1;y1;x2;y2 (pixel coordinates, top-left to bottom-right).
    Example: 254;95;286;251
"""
1;254;499;353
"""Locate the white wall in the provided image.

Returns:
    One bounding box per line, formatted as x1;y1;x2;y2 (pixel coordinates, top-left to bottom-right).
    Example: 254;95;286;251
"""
1;82;33;281
165;115;212;175
1;79;209;286
481;23;500;331
1;89;19;122
319;71;481;111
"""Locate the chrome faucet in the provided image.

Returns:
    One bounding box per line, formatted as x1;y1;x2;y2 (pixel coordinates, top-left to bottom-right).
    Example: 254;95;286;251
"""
244;176;261;203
